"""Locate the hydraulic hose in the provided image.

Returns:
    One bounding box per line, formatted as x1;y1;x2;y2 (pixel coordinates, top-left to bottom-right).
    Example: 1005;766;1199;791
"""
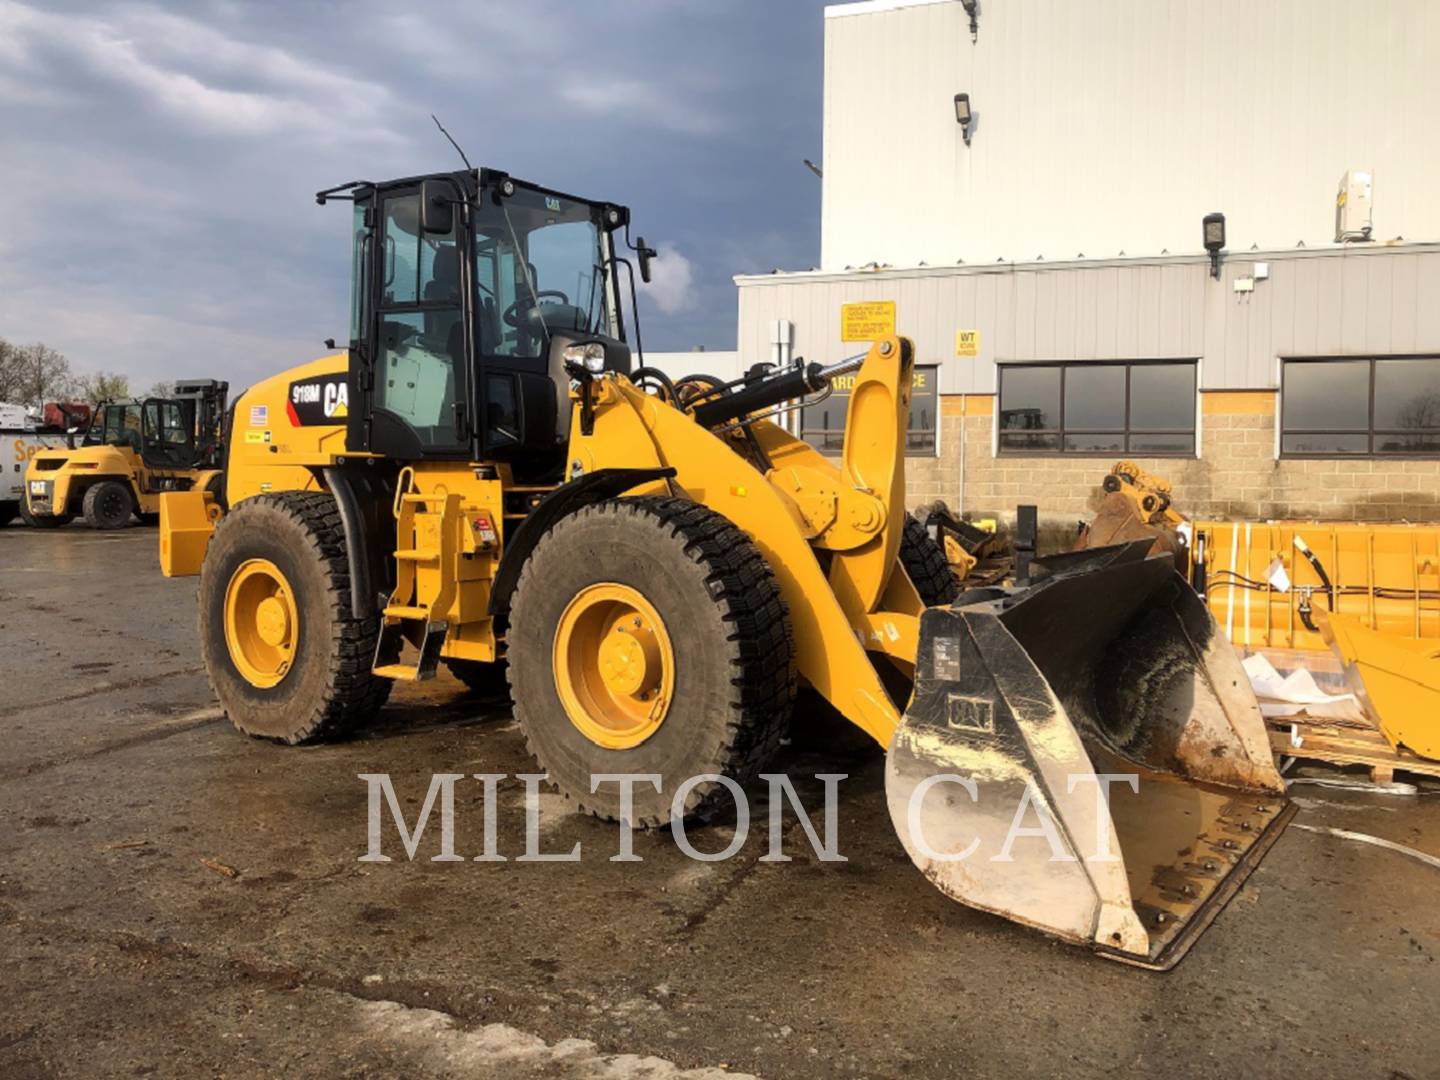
1292;535;1334;632
630;366;678;403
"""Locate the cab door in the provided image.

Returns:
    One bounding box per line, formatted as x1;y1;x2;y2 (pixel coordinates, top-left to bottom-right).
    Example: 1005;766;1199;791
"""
140;400;198;470
351;181;471;459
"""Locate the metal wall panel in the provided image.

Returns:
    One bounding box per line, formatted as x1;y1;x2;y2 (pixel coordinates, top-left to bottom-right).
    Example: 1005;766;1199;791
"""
821;0;1440;272
735;244;1440;392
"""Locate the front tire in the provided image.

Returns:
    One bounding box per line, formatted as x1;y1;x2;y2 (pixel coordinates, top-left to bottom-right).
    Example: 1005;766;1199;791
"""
508;496;795;826
20;502;71;528
199;491;391;743
83;480;134;530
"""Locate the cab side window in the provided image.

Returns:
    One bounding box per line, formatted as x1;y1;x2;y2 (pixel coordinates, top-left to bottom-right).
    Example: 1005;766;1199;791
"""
373;191;466;450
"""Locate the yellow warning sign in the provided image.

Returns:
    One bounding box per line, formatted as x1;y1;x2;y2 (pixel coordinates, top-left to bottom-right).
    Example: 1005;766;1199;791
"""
841;301;896;342
955;329;980;357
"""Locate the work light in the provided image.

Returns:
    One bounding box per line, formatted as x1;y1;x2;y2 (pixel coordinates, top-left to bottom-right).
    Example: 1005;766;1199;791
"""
564;342;607;373
954;94;974;145
1203;212;1226;278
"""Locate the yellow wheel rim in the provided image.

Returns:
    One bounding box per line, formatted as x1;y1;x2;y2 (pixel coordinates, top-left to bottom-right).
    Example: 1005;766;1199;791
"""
224;558;299;689
553;583;675;750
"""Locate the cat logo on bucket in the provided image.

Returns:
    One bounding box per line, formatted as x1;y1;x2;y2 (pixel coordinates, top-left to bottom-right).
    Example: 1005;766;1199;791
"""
286;375;350;426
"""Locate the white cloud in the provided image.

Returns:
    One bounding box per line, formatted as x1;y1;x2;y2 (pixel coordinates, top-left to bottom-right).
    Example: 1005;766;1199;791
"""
557;76;724;136
0;0;822;375
0;1;401;142
639;244;697;315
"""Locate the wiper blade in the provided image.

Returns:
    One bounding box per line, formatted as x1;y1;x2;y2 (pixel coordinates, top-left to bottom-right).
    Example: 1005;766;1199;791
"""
500;199;548;347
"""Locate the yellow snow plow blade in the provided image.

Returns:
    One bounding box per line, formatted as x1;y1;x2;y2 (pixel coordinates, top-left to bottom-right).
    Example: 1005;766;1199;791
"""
1319;608;1440;761
886;541;1293;969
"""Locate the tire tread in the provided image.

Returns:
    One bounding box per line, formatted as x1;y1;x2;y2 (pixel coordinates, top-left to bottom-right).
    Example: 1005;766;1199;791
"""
900;514;960;606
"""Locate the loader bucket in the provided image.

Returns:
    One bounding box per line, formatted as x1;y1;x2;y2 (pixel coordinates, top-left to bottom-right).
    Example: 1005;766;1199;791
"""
886;542;1294;969
1319;608;1440;761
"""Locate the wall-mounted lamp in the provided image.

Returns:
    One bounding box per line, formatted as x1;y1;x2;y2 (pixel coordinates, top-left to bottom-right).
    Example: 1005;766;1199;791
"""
1203;211;1226;279
954;93;973;145
961;0;979;42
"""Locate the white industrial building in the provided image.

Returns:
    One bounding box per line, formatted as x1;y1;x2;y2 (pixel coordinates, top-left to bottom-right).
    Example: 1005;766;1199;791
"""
731;0;1440;526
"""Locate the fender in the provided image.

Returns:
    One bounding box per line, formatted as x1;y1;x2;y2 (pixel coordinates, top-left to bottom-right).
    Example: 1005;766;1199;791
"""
487;466;677;620
323;465;396;621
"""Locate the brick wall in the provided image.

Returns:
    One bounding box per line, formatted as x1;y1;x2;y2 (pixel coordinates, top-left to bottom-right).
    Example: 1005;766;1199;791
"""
901;392;1440;535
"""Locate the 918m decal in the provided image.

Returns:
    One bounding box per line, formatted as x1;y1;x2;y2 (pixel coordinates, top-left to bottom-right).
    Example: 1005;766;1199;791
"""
286;374;349;425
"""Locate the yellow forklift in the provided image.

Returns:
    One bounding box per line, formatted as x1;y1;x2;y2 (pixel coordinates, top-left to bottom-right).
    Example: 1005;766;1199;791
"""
25;380;228;529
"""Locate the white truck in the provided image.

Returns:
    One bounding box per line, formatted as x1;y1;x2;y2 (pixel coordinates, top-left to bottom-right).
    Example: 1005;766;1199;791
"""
1;403;69;527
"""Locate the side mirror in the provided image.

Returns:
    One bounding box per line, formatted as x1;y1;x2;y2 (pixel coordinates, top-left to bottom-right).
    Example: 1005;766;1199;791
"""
636;237;657;284
420;178;454;235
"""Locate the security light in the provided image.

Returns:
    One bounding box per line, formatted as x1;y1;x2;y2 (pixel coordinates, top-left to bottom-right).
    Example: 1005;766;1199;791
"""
1203;212;1226;278
954;93;973;145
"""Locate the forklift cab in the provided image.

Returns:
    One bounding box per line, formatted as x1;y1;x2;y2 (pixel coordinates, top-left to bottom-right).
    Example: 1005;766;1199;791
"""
331;169;636;479
83;381;229;472
83;401;146;456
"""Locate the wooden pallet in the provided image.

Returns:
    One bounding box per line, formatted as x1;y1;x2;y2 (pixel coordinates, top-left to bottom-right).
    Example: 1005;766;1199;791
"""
1267;715;1440;784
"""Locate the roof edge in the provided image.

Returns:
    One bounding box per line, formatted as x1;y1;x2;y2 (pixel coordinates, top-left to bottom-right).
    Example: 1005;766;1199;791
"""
734;240;1440;286
824;0;955;19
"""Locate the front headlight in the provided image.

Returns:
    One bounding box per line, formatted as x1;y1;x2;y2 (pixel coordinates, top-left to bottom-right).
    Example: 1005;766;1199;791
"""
563;342;607;373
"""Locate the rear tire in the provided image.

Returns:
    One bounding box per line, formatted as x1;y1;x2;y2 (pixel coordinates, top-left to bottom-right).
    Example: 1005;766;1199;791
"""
205;472;228;511
899;514;960;606
508;496;795;826
0;502;17;527
199;491;391;743
83;480;134;530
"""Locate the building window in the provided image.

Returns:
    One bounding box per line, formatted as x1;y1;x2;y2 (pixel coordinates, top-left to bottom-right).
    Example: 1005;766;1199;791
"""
1280;356;1440;456
801;365;938;455
997;361;1196;455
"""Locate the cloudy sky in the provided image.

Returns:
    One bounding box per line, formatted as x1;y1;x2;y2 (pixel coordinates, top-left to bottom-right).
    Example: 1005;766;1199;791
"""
0;0;829;392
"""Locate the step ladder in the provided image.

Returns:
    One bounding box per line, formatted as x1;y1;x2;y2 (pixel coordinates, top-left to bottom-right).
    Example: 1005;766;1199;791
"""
373;480;461;682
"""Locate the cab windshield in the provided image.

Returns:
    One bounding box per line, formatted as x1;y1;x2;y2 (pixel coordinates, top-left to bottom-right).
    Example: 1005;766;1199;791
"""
475;187;608;359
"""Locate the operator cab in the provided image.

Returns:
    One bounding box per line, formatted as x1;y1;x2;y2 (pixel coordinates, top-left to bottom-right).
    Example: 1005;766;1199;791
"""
326;169;645;480
83;381;230;471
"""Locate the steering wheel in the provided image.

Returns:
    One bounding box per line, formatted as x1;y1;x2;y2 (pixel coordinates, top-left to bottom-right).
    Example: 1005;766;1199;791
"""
502;290;571;328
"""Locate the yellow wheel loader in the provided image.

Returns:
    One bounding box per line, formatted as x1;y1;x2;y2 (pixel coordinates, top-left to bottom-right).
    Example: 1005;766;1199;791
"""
160;167;1292;968
26;380;228;529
